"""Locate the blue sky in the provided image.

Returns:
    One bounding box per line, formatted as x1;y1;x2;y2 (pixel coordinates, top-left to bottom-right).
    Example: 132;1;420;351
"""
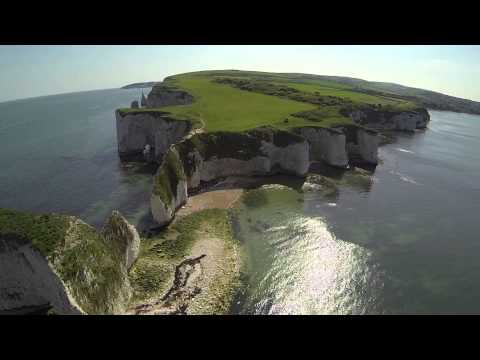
0;45;479;102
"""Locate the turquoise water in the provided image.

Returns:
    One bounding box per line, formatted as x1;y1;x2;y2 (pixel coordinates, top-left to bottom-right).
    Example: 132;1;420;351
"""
234;111;480;314
0;88;153;228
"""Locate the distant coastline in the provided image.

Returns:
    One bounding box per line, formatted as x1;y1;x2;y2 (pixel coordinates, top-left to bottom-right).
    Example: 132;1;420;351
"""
122;82;158;89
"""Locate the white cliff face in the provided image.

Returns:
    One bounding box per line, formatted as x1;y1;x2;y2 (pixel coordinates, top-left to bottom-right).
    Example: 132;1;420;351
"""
349;108;430;132
190;138;310;185
102;211;141;270
0;235;84;315
389;113;418;131
151;178;188;227
150;148;188;226
115;110;191;161
146;87;194;108
150;196;172;228
415;110;430;128
260;141;310;176
0;210;142;315
198;157;271;182
150;132;310;226
356;129;379;164
344;127;379;165
296;127;349;168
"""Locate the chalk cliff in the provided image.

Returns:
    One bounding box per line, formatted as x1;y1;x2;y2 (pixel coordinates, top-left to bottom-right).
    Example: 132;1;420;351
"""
115;83;435;228
146;84;194;108
294;127;349;167
151;148;188;227
151;128;310;225
293;125;379;167
102;210;141;270
115;110;192;161
0;209;140;315
348;107;430;132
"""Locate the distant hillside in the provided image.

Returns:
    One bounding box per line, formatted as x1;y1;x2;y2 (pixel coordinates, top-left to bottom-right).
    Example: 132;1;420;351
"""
123;72;480;115
356;81;480;115
121;82;158;89
236;71;480;115
162;70;480;115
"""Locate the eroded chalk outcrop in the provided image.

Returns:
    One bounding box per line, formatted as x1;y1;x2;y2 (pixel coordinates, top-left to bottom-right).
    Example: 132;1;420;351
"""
294;127;349;167
102;210;141;270
0;209;141;315
293;125;379;167
348;107;430;132
115;110;192;161
343;126;380;165
151;148;188;227
146;84;194;108
150;128;309;225
0;234;84;315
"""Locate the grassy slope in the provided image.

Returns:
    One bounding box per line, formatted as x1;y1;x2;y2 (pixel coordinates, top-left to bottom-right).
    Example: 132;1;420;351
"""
0;208;129;314
129;209;242;314
285;81;416;109
162;75;317;132
153;71;419;132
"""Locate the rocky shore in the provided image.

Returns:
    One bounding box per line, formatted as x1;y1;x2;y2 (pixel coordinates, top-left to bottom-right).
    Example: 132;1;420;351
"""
0;72;432;315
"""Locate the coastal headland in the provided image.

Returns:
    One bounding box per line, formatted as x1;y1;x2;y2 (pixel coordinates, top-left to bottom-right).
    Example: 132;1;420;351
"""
2;70;439;314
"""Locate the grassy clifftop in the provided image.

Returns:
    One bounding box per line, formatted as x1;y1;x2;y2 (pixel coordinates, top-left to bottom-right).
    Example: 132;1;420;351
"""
151;70;420;132
0;208;131;314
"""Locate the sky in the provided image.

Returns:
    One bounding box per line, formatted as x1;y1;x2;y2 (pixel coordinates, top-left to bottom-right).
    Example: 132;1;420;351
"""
0;45;479;103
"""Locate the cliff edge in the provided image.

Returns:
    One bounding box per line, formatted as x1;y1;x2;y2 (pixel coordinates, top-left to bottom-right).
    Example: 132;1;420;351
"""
0;209;140;315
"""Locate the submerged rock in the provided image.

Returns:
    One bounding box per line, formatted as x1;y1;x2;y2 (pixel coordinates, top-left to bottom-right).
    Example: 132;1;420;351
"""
301;174;339;196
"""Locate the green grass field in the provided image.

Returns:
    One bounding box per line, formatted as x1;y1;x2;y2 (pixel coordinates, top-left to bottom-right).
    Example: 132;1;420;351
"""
162;76;317;132
285;81;415;108
122;70;420;133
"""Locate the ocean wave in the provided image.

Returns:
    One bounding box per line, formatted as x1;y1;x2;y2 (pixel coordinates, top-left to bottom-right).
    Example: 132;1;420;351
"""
389;170;422;185
395;148;414;154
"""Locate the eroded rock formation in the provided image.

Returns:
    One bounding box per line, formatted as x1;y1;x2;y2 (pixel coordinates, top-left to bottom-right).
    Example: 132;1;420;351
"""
102;210;141;270
150;128;310;225
115;110;192;161
0;234;83;315
294;127;349;167
348;108;430;132
115;84;433;228
0;209;140;315
146;84;194;108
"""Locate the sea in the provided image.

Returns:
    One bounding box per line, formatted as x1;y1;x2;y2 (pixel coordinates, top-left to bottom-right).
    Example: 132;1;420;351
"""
1;89;479;314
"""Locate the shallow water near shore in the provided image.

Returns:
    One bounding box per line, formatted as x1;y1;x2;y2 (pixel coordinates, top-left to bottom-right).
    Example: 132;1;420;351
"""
2;90;480;314
233;111;480;314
